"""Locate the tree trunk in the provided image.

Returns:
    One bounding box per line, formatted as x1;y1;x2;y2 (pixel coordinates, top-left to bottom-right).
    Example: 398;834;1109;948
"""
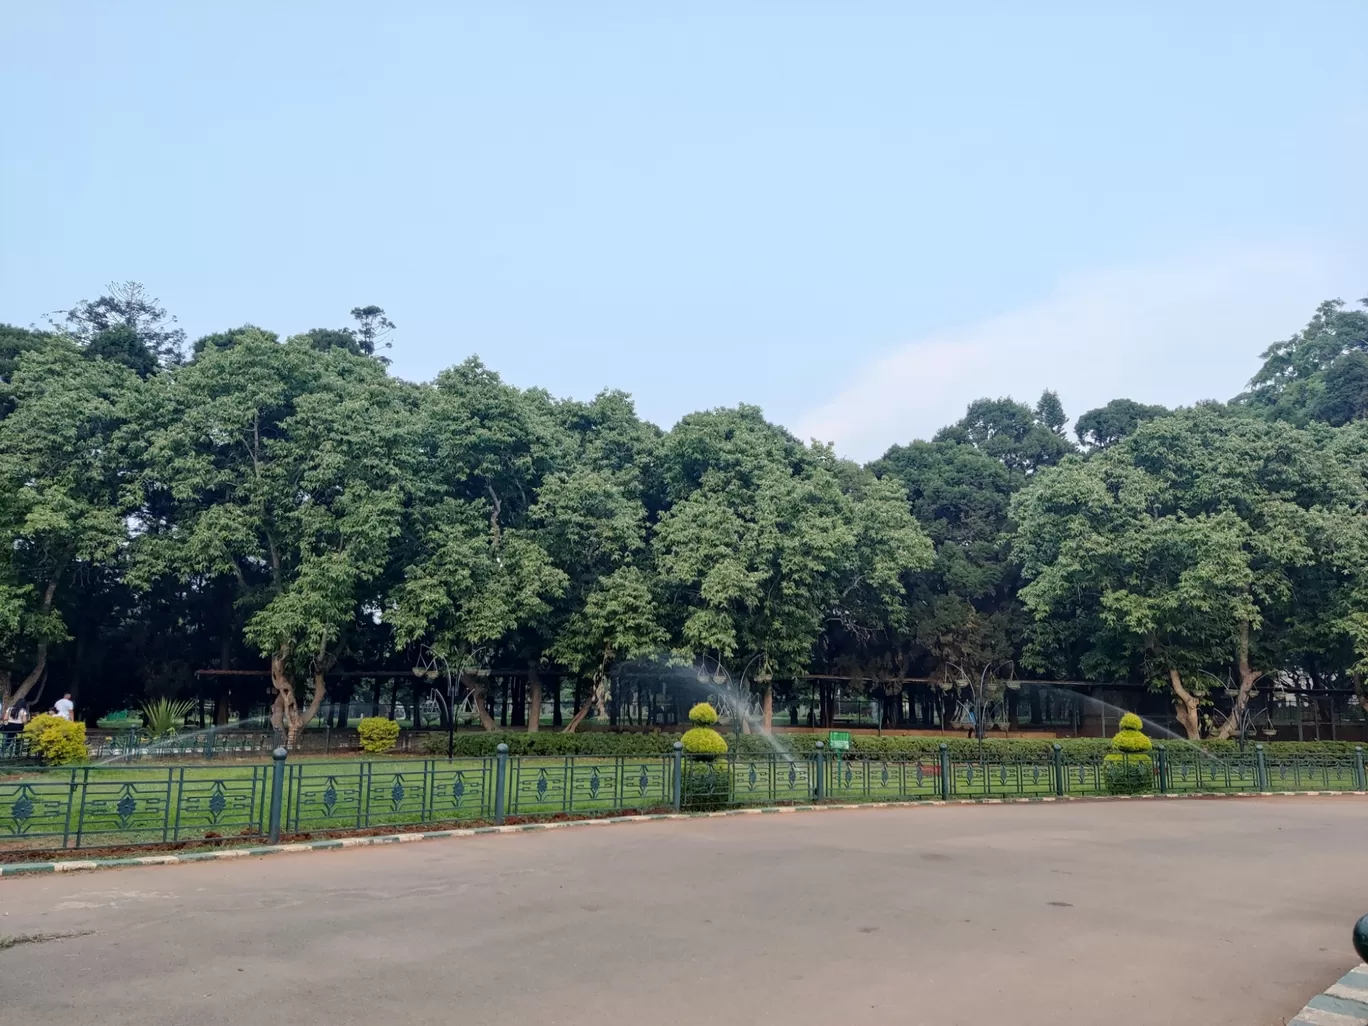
761;684;773;734
293;669;327;746
527;663;542;733
563;675;607;733
0;643;49;723
270;646;329;748
1169;668;1201;740
1215;622;1260;740
465;674;497;731
552;676;563;727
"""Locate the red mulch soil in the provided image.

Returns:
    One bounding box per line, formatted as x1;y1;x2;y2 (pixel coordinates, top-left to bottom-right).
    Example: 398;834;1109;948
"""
0;806;676;864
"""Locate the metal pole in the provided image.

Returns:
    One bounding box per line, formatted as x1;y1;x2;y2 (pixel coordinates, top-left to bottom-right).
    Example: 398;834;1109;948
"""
1052;743;1064;797
1356;746;1365;792
446;660;455;761
815;741;826;801
494;742;509;824
1255;743;1269;792
672;741;683;811
268;746;287;844
1156;744;1168;794
939;742;951;800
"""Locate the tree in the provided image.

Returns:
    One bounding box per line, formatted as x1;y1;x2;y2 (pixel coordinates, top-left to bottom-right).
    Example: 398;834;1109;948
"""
932;393;1074;474
291;305;396;364
1239;296;1368;424
1074;398;1169;450
50;282;186;372
0;337;135;719
654;407;931;730
129;330;415;744
385;360;566;730
1013;407;1367;738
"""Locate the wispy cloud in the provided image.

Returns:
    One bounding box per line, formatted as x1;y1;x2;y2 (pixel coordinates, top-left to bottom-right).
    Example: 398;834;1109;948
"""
798;245;1348;462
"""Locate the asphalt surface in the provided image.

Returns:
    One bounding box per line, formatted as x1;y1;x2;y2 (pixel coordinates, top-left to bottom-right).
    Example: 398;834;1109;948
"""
0;797;1363;1026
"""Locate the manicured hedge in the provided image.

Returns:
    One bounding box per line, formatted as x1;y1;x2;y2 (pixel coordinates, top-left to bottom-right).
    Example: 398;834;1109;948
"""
415;731;1364;761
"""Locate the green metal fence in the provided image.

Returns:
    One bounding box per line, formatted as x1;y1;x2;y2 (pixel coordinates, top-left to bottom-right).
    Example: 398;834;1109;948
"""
2;742;1364;856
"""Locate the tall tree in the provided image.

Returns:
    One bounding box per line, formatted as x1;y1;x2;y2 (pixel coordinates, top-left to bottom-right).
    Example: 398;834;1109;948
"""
129;330;415;743
385;359;566;729
1239;296;1368;425
50;281;186;373
1013;407;1367;738
0;337;135;718
1074;398;1169;450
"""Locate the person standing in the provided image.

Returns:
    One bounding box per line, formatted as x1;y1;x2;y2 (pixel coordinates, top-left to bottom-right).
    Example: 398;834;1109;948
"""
54;693;74;721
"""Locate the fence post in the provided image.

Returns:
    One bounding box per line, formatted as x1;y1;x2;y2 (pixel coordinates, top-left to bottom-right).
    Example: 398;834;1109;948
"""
494;743;509;824
268;746;288;844
1356;746;1366;792
1255;743;1269;792
203;729;215;761
672;742;683;811
1052;743;1064;797
815;742;826;801
1156;744;1168;794
939;743;951;801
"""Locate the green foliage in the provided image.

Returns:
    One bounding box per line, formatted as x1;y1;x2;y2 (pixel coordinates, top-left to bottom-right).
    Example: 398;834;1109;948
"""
1013;405;1368;737
1240;297;1368;426
1102;753;1153;794
1117;712;1143;731
22;714;88;765
1074;398;1168;450
682;758;733;811
681;726;728;755
688;702;719;726
358;716;400;754
141;697;195;735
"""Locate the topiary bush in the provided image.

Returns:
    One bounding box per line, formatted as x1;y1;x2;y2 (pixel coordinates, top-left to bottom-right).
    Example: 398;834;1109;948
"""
22;714;88;765
681;727;729;755
681;702;731;810
357;716;400;754
1103;712;1153;794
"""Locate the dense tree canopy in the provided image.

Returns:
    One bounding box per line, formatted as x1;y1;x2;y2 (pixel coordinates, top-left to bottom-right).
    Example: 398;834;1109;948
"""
3;284;1368;739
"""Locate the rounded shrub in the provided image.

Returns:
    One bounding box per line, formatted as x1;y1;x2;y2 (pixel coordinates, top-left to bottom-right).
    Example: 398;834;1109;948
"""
681;727;729;755
687;702;720;726
357;716;400;754
22;714;88;766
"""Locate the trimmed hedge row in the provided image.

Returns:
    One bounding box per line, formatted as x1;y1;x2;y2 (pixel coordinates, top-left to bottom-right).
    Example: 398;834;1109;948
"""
415;731;1366;761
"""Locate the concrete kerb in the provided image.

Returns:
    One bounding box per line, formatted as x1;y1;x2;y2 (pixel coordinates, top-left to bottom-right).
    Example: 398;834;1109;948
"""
2;788;1363;878
1289;964;1368;1026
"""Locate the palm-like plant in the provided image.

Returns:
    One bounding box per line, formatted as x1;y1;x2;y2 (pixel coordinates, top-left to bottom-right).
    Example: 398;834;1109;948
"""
141;697;195;736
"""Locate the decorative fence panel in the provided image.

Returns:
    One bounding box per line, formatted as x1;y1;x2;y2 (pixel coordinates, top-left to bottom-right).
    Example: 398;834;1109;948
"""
1;745;1364;857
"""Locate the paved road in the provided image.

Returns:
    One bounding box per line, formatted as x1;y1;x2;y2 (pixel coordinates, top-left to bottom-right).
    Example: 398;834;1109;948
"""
1;797;1363;1026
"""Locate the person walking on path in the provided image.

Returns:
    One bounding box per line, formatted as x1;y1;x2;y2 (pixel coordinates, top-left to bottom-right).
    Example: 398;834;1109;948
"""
54;693;74;721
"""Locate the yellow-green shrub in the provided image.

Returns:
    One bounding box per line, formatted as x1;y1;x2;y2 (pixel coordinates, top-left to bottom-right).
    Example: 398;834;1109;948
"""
22;714;88;765
681;726;728;755
687;702;719;726
1105;712;1153;793
357;716;400;754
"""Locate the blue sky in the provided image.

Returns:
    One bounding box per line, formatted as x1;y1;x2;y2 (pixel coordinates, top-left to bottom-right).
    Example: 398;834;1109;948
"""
3;3;1365;460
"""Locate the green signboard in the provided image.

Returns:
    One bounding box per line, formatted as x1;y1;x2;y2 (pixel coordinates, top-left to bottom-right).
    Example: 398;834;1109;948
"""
827;730;851;751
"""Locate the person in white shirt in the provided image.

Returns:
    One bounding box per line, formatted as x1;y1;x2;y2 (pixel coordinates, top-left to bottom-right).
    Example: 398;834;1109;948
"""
54;693;74;721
